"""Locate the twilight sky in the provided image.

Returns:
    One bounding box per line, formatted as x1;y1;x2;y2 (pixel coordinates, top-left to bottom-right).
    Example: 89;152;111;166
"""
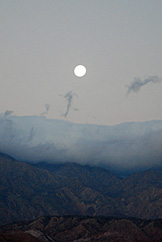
0;0;162;125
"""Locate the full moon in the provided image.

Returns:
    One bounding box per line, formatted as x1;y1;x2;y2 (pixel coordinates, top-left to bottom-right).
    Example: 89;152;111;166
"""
74;65;86;77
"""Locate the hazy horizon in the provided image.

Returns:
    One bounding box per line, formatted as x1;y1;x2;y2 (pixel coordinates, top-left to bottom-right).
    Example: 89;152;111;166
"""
1;113;162;175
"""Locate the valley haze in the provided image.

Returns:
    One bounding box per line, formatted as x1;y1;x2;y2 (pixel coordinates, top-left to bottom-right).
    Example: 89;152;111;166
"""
0;113;162;175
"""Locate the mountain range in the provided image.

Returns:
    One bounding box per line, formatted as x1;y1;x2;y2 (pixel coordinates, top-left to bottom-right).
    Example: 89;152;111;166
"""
1;152;162;227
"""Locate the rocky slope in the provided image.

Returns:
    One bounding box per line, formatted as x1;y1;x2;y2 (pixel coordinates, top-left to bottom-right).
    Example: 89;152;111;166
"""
1;153;162;226
1;216;162;242
0;153;121;225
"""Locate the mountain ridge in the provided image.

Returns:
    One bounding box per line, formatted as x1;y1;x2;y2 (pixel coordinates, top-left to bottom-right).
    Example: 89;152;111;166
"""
1;152;162;226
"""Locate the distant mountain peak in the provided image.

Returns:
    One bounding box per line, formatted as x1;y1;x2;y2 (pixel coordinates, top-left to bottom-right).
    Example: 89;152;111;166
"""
0;152;15;161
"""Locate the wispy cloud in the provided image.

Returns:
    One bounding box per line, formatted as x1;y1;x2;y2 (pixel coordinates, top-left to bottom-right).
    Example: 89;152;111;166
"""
40;104;50;116
126;75;162;95
63;91;77;118
4;110;13;116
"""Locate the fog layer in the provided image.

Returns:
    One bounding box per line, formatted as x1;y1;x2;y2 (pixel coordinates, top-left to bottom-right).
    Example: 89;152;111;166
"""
0;113;162;174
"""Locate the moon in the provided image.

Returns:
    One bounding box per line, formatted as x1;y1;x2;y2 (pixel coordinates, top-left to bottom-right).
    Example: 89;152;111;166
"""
74;65;86;77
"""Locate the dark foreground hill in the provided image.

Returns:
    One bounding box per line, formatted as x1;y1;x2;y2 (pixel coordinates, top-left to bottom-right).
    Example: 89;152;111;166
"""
0;153;121;225
1;153;162;226
1;215;162;242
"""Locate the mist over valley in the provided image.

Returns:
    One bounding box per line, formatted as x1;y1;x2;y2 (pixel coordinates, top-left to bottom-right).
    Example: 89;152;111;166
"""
0;114;162;175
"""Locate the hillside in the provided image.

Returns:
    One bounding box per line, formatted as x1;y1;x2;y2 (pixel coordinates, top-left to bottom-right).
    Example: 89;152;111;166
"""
115;170;162;219
0;153;121;225
1;153;162;226
1;215;162;242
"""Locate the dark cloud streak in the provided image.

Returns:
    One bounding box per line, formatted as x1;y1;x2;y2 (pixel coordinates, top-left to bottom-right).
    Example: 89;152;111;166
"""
4;110;13;116
126;75;161;95
40;104;50;116
63;91;77;118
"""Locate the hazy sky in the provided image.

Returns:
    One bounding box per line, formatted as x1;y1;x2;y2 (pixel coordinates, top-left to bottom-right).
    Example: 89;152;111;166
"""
1;0;162;125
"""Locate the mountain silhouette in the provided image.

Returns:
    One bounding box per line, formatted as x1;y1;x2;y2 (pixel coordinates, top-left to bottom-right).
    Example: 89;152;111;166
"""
1;153;162;226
